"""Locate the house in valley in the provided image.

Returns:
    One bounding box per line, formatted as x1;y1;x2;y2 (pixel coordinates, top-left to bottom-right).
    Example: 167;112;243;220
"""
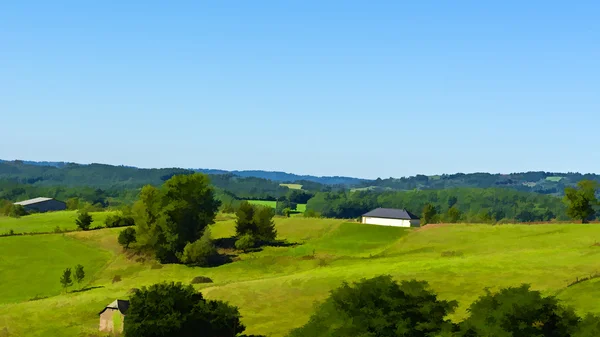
361;208;420;227
13;197;66;213
99;299;130;333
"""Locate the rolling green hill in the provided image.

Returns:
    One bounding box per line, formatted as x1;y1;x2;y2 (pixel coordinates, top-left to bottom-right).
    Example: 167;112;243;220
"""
1;214;600;336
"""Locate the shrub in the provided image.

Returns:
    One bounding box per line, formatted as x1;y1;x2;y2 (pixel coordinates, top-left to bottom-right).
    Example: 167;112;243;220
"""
457;284;580;336
235;234;256;252
75;211;93;230
105;214;135;228
118;227;137;249
441;250;464;258
124;282;246;337
191;276;214;284
289;275;457;337
181;228;217;266
112;275;122;284
53;226;62;233
304;209;321;218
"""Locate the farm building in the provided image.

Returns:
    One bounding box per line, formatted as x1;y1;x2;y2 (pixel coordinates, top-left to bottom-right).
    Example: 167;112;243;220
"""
361;208;420;227
99;299;129;333
13;197;66;213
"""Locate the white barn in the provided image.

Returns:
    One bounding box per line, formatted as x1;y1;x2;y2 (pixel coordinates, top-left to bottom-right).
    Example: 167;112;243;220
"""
361;208;420;227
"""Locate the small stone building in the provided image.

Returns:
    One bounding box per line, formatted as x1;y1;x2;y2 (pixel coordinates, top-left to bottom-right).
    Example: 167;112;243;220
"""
99;299;130;333
13;197;66;213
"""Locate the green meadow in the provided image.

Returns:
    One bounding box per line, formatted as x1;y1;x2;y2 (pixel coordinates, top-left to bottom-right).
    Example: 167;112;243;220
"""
1;215;600;336
279;183;303;190
247;200;307;215
0;211;115;234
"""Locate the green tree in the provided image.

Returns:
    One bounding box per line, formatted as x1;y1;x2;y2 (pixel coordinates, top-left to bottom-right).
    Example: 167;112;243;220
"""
422;203;438;225
275;198;297;215
118;227;137;249
60;268;73;292
124;282;248;337
181;227;217;266
75;211;93;230
457;284;580;337
66;197;80;210
253;205;277;242
235;234;256;252
235;201;257;236
564;180;599;223
445;206;462;223
74;264;85;287
8;204;28;218
289;275;457;337
133;173;221;263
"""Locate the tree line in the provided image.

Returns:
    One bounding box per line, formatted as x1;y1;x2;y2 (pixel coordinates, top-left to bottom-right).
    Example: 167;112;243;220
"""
306;182;599;223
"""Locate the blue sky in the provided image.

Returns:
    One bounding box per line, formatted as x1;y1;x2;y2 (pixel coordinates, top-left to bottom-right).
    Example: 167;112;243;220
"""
1;1;598;179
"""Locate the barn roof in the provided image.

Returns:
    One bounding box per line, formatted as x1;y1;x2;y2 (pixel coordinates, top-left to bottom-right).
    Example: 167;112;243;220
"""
99;299;130;315
14;197;55;206
362;208;420;220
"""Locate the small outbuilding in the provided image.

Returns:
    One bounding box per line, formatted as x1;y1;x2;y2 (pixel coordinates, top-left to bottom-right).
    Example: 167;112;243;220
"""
99;299;130;333
13;197;66;213
361;208;420;227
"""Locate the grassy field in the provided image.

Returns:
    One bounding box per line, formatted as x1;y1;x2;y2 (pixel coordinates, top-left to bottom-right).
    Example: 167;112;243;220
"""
2;217;600;336
546;176;564;182
279;183;303;190
0;211;115;234
247;200;307;215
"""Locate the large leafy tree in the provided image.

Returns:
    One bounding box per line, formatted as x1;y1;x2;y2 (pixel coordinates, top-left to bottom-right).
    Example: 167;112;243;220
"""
134;173;221;263
235;201;276;243
289;275;457;337
564;180;599;223
235;201;257;236
457;284;580;337
124;282;250;337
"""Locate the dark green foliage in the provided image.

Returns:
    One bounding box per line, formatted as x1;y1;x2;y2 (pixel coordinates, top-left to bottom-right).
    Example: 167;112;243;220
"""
564;180;599;223
235;201;277;243
191;276;213;284
457;284;580;337
118;227;137;249
444;206;462;223
289;275;457;337
235;234;256;252
104;214;135;228
8;204;28;218
235;201;257;236
275;198;297;215
124;282;247;337
60;268;72;292
422;203;439;225
287;189;314;204
65;197;79;210
74;264;85;286
181;228;217;266
573;314;600;337
75;211;92;230
134;173;221;263
307;188;568;222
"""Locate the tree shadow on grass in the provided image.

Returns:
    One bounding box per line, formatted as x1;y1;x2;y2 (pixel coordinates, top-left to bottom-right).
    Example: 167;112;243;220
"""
71;286;105;293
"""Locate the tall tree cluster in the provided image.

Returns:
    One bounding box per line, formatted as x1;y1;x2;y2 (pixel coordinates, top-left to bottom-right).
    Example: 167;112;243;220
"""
133;173;221;263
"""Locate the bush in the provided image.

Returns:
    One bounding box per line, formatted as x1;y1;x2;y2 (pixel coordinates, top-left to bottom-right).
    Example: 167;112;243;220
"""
181;228;217;266
112;275;122;284
124;282;247;337
75;211;93;230
289;275;457;337
104;214;135;228
304;209;321;218
457;284;580;336
191;276;214;284
118;227;137;249
235;234;256;252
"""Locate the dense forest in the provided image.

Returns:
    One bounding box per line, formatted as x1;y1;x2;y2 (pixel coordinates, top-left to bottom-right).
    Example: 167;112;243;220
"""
1;160;599;222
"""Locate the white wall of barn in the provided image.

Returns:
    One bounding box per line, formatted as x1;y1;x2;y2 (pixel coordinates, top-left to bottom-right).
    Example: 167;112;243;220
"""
361;217;420;227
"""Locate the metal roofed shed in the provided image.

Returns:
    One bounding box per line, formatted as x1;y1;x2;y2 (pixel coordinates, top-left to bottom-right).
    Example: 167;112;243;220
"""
361;208;421;227
13;197;66;213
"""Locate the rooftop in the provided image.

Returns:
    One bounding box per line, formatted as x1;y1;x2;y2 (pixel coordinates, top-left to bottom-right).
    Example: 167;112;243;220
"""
14;197;55;206
362;208;420;220
99;299;130;315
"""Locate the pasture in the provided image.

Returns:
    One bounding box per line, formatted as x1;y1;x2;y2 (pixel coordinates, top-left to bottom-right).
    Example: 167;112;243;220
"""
2;216;600;337
279;183;303;190
0;211;116;234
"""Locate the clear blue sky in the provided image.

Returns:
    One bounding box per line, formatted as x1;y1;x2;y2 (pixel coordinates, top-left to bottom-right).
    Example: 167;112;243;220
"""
1;1;598;179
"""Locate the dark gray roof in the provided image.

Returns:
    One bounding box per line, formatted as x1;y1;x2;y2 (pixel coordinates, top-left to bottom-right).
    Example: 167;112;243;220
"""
99;299;130;315
362;208;420;220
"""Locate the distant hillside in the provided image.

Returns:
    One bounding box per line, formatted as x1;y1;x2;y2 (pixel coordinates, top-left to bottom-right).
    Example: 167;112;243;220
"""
1;159;599;196
0;159;364;186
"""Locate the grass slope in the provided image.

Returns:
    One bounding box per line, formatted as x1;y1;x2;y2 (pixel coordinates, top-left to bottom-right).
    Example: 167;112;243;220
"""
279;183;303;190
0;211;115;234
2;219;600;337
